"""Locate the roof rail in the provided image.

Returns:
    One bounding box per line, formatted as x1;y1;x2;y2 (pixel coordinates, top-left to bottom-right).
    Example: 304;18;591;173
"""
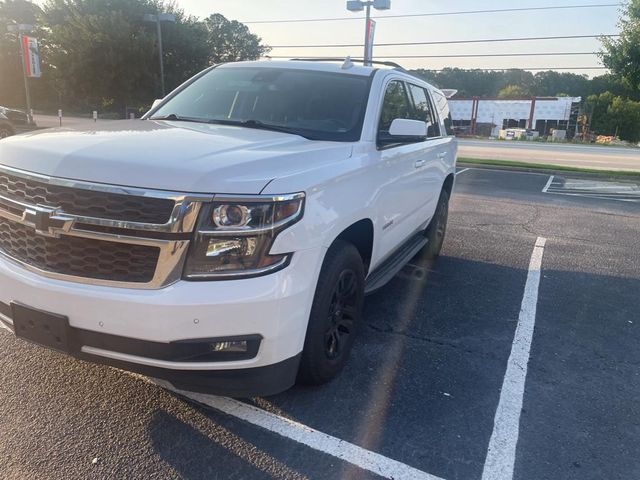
289;57;408;72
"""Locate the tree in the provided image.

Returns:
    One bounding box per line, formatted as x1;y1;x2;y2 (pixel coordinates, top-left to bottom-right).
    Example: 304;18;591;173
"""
151;9;210;96
497;84;531;98
2;1;270;114
410;68;537;98
42;0;169;112
587;92;640;142
588;73;638;99
600;0;640;91
203;14;270;64
533;71;589;98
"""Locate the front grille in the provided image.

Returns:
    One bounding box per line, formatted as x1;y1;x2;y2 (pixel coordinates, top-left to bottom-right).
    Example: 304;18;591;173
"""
0;217;160;283
0;171;175;224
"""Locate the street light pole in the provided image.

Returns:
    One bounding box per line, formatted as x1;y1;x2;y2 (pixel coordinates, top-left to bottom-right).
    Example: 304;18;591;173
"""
363;2;372;66
155;17;166;97
7;24;34;113
346;0;390;66
143;13;176;98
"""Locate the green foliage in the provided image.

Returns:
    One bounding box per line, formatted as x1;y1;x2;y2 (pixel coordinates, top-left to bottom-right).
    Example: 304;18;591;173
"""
204;13;270;64
587;92;640;142
410;68;632;100
497;84;530;98
412;68;532;97
379;81;410;130
532;71;589;98
0;0;270;114
600;0;640;91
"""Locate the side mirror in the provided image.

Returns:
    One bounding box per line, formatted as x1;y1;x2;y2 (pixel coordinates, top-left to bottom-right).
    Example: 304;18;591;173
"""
151;99;163;110
379;118;427;146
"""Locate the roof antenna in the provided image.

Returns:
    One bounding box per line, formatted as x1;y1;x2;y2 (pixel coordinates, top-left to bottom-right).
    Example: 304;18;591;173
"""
341;56;354;70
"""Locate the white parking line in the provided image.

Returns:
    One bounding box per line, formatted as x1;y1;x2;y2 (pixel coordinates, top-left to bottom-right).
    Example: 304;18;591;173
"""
482;237;547;480
541;175;555;193
456;168;470;175
169;388;446;480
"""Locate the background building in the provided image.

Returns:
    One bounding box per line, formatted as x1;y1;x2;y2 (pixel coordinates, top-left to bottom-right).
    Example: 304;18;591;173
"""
449;96;581;138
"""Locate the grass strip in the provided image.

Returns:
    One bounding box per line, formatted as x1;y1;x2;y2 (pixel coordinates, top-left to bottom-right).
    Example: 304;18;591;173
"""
459;157;640;178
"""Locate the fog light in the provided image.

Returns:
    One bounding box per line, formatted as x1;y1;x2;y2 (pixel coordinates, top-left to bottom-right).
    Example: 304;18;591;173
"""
211;340;248;352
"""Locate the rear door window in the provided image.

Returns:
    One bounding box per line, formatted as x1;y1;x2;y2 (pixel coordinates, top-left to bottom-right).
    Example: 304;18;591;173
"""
432;90;455;136
407;84;440;138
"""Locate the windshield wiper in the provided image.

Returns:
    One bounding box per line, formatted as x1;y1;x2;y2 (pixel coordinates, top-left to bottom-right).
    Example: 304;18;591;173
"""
208;119;315;140
149;113;209;124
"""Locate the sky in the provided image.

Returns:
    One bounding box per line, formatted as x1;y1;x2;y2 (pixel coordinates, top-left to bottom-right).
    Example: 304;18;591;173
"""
178;0;623;77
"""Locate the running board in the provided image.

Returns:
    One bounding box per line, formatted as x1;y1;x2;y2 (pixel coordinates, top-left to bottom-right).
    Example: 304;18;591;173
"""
364;234;428;295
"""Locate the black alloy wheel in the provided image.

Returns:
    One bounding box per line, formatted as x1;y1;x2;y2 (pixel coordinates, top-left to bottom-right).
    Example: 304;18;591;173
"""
424;189;450;259
298;240;365;385
325;269;359;359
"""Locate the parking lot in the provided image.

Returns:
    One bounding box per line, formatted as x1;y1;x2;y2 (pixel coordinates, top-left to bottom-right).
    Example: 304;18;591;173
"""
1;166;639;480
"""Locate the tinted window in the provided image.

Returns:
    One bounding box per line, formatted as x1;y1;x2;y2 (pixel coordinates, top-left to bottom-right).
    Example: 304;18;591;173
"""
152;67;371;142
432;90;455;136
408;84;440;138
378;81;412;133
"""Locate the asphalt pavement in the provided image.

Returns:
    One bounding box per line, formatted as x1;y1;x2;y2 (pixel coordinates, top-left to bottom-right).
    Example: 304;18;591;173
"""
1;167;639;480
459;138;640;172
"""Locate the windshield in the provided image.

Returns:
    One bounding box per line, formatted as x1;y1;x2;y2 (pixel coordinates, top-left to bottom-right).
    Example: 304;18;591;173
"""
151;67;372;142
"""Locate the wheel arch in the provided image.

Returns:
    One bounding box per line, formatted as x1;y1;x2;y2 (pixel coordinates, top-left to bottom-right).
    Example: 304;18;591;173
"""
442;172;455;197
331;219;374;275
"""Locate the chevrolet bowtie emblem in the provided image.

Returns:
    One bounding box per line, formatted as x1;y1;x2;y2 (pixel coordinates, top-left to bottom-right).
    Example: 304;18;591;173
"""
22;205;76;238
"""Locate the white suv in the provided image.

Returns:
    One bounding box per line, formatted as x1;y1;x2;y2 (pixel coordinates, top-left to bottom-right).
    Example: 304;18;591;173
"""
0;60;457;397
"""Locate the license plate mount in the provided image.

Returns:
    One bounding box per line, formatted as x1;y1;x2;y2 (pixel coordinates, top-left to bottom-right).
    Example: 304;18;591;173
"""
11;303;70;353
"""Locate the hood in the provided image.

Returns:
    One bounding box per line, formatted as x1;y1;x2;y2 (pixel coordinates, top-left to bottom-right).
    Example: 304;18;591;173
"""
0;120;353;194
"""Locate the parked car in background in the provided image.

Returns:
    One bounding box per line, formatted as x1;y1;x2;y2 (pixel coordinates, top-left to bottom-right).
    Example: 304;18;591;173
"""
0;106;37;138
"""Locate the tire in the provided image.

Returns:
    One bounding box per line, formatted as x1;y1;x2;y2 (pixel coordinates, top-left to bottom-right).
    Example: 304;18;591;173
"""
423;189;450;259
297;240;365;385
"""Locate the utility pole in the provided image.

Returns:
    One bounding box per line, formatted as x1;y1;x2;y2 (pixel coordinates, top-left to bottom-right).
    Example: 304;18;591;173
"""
7;24;34;113
143;13;176;97
346;0;391;66
363;2;372;65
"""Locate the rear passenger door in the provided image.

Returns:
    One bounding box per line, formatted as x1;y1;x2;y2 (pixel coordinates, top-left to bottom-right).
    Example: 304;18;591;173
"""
405;83;450;227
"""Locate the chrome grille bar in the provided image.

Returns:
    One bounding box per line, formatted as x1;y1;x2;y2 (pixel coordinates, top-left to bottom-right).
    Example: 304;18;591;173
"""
0;164;212;289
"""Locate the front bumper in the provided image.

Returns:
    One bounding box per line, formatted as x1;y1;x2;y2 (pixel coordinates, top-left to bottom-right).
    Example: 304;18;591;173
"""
0;246;326;397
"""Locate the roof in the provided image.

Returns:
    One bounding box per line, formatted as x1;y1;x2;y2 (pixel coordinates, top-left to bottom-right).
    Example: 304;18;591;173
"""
216;59;441;93
218;60;376;77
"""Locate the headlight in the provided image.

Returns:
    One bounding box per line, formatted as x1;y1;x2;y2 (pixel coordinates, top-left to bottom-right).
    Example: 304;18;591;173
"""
183;193;305;280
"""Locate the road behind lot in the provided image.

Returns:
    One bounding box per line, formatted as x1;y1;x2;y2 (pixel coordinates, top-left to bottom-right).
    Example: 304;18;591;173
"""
459;138;640;172
1;167;639;480
32;114;116;129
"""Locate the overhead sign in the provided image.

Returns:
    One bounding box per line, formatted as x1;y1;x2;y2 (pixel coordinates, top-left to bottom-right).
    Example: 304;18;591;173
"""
365;19;376;64
22;36;42;78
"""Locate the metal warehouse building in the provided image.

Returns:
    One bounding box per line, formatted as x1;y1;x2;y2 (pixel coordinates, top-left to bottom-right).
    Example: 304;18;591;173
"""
448;96;581;138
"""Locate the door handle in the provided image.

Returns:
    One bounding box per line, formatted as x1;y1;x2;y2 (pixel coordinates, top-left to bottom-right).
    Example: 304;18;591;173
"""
437;152;447;159
415;159;427;168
